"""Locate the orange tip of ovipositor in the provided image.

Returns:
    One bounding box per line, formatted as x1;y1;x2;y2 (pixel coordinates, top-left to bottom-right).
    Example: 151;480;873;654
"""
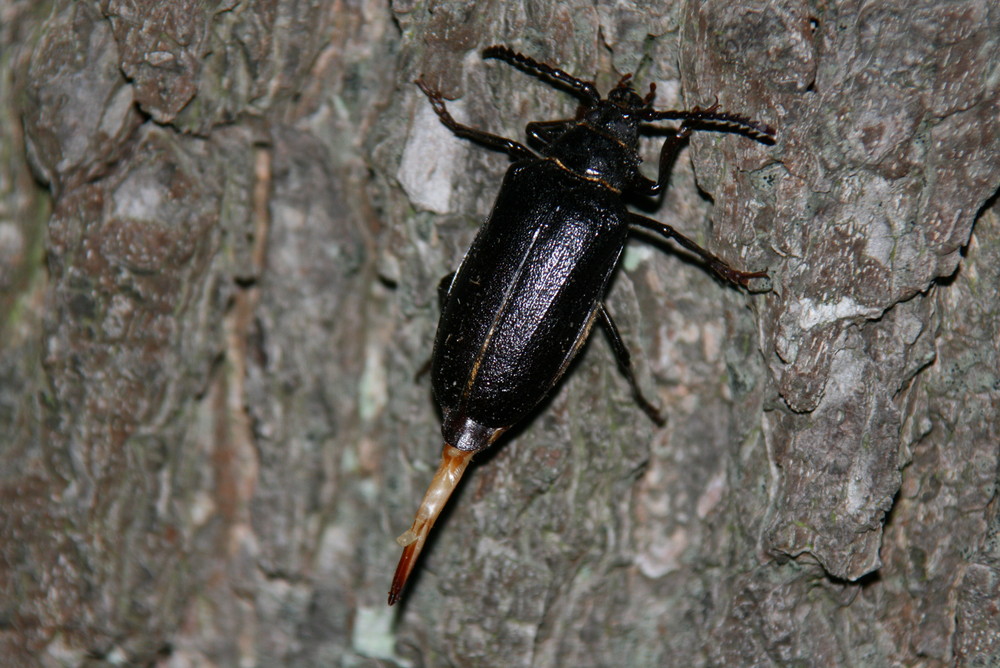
388;444;474;606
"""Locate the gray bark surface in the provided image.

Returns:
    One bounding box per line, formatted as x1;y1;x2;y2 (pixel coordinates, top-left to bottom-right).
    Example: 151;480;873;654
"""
1;0;998;666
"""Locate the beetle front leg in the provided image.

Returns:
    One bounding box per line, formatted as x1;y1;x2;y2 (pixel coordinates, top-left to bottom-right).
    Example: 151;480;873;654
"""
598;304;664;425
416;79;537;162
654;125;692;194
630;213;770;290
631;125;693;198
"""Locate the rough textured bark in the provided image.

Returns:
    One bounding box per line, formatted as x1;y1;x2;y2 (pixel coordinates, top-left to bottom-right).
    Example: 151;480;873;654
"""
1;0;998;666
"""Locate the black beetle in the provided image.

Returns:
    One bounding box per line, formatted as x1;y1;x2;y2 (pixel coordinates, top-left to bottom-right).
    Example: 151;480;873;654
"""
389;46;774;605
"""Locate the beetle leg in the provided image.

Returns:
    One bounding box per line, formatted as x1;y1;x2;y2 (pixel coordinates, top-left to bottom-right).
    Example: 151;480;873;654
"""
654;125;693;194
598;304;664;425
416;79;536;162
630;213;769;289
437;271;456;308
628;124;692;198
525;119;577;149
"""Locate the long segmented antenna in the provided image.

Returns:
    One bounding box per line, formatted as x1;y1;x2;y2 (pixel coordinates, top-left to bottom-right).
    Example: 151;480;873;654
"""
388;445;475;606
644;104;776;144
483;46;775;143
483;45;601;105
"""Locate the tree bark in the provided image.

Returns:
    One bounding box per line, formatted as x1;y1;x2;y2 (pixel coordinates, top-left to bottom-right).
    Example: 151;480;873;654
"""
1;0;998;666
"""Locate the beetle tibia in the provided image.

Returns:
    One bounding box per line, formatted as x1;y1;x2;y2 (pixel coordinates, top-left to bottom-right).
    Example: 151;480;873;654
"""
388;444;474;605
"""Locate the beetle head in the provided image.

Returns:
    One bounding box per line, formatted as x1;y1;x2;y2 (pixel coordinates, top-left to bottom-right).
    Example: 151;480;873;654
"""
584;83;647;151
607;77;649;111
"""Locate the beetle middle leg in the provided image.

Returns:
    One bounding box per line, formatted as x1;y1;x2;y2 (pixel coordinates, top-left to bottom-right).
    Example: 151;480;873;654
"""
630;213;769;289
415;79;536;161
525;119;579;148
598;304;664;425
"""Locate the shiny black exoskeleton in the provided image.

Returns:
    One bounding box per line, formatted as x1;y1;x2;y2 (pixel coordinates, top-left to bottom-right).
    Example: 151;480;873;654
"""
427;46;774;453
389;46;774;605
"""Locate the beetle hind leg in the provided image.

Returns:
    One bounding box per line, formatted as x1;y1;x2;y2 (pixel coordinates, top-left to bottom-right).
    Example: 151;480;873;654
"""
598;304;665;426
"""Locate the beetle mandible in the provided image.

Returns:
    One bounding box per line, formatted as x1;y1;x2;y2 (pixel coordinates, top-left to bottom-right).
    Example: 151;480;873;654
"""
389;45;774;605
